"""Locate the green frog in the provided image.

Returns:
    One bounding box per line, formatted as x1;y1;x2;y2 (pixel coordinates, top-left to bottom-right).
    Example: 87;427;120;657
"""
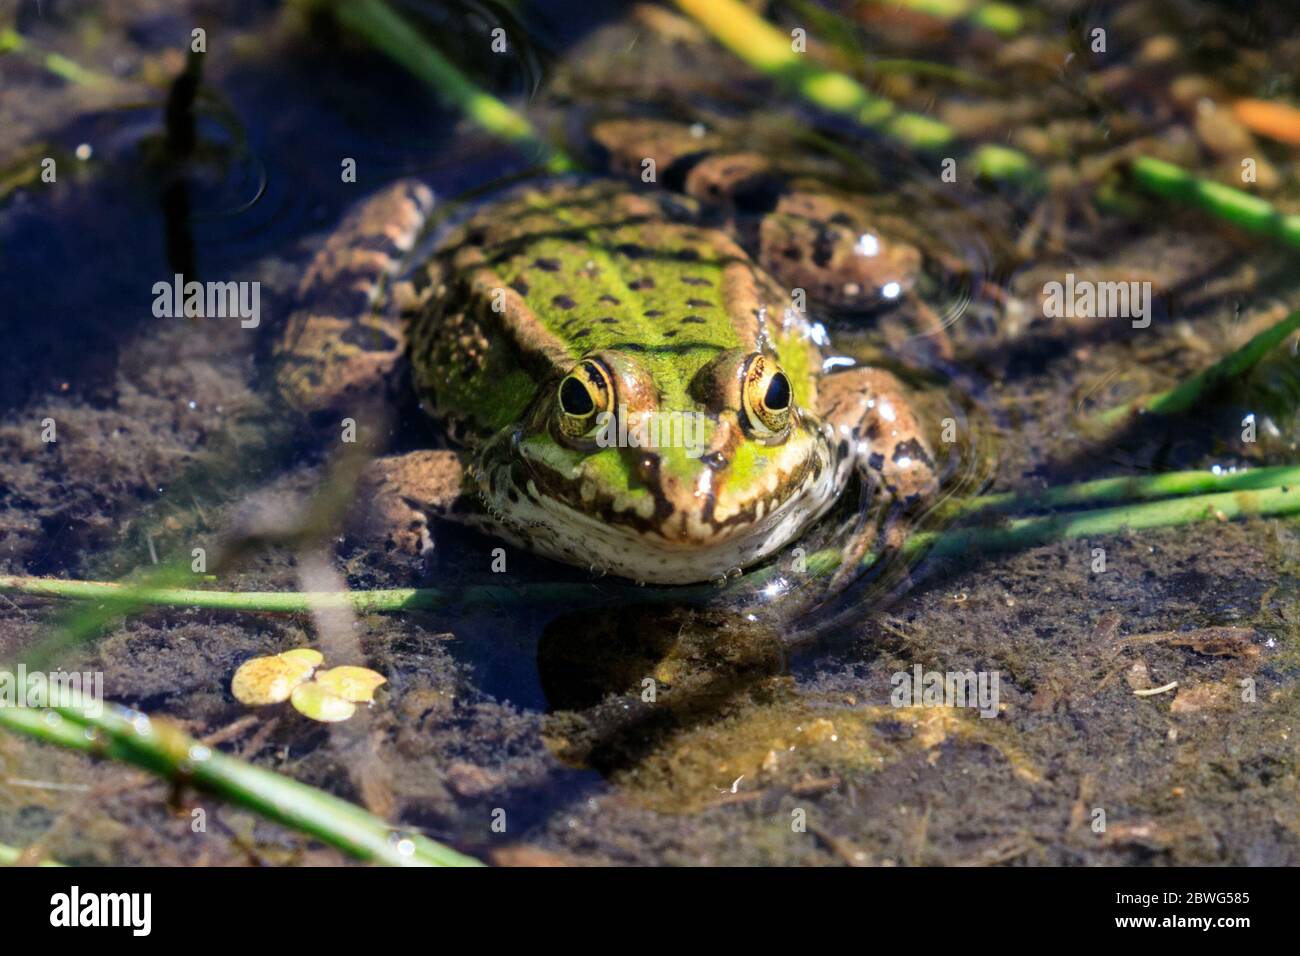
274;137;938;586
269;11;951;590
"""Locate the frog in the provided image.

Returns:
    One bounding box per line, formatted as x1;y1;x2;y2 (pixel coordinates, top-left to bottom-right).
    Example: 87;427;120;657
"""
274;172;939;587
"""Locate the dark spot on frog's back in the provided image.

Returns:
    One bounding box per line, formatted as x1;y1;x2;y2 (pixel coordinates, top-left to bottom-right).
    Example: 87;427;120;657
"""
629;277;655;290
812;228;836;268
893;438;934;469
300;259;399;316
599;294;621;305
533;258;561;272
552;294;576;309
681;316;706;324
686;298;710;308
682;276;711;286
615;243;648;259
340;323;399;353
510;277;530;296
732;177;783;214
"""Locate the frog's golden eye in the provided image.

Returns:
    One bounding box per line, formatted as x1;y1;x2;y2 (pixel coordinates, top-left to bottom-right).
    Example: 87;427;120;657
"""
741;354;794;436
557;359;613;437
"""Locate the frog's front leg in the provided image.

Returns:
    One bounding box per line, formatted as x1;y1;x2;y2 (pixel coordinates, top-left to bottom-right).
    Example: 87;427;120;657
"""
817;367;938;583
349;450;471;558
819;367;938;506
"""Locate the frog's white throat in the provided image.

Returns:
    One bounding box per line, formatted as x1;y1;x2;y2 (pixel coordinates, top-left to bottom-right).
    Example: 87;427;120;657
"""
472;439;840;585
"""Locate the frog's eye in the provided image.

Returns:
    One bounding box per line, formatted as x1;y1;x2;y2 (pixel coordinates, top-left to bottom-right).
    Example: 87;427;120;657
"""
557;359;613;437
741;354;794;436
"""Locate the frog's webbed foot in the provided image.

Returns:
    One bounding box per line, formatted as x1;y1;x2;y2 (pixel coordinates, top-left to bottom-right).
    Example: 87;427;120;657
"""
275;180;436;415
348;450;469;564
817;367;939;589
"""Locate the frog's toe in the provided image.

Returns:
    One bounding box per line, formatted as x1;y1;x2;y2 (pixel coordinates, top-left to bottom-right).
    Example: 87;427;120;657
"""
347;485;433;560
347;450;467;565
360;495;434;557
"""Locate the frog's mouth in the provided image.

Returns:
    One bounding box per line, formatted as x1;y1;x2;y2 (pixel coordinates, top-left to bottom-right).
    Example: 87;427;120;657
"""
471;421;840;585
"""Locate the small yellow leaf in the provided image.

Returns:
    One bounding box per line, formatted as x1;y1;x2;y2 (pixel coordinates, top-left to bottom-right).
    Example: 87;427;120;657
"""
231;651;319;707
314;666;387;703
279;648;324;669
290;681;356;723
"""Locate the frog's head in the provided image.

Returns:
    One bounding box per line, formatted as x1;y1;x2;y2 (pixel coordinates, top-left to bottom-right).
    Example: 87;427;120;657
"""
473;347;836;584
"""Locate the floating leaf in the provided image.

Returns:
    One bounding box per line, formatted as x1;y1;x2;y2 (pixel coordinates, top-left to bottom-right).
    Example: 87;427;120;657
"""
314;666;387;703
290;682;356;723
279;648;324;669
231;650;321;706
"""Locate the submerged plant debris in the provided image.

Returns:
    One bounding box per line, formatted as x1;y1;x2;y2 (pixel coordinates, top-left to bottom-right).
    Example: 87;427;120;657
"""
1;0;1299;869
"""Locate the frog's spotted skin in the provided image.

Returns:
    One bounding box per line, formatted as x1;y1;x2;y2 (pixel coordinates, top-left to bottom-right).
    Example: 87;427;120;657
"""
276;181;436;413
277;177;938;585
410;181;777;435
406;180;844;581
757;191;923;310
589;118;923;310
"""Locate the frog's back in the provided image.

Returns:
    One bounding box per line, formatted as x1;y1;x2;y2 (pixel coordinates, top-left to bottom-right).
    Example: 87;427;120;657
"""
409;180;794;438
